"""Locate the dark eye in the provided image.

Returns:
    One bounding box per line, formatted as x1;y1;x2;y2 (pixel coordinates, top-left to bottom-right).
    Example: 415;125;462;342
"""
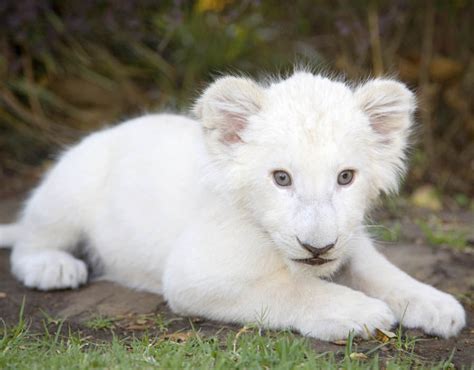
337;170;355;186
273;170;292;187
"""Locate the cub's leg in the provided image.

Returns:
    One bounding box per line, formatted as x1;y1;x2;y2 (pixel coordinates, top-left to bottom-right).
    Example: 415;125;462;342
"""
11;184;88;290
163;224;396;341
339;234;466;338
9;140;105;290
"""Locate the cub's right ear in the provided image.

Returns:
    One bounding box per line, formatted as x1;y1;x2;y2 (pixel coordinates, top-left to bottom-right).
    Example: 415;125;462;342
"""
193;76;263;145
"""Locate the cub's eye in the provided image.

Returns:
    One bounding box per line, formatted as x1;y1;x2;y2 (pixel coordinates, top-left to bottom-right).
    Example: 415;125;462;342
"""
273;170;292;187
337;170;355;186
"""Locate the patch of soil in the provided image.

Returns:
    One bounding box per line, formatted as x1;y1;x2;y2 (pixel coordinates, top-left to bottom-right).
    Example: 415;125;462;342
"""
0;195;473;367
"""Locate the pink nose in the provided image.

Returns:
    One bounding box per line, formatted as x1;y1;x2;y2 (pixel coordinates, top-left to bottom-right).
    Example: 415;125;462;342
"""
296;237;336;257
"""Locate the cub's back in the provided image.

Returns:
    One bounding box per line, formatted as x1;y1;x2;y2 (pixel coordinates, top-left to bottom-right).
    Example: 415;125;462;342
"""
84;114;212;289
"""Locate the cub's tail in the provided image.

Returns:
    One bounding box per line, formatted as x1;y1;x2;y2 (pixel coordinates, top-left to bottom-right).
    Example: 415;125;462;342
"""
0;224;19;248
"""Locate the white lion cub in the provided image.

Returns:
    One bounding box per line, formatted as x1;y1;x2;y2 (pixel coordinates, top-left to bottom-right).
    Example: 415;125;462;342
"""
0;72;465;340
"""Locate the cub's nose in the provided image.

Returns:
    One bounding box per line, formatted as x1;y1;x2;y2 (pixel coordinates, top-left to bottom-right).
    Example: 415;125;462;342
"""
296;237;336;257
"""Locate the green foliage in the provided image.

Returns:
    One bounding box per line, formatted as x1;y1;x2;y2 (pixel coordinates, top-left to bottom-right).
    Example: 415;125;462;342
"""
0;301;461;369
454;193;470;209
84;316;117;331
370;223;402;243
0;321;452;370
416;219;468;250
0;0;473;196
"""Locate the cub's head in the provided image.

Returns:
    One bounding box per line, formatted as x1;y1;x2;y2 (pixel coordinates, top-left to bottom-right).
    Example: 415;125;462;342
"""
194;72;415;276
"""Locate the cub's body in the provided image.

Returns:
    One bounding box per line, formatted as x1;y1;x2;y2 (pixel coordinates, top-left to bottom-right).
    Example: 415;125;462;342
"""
0;72;465;340
14;115;214;291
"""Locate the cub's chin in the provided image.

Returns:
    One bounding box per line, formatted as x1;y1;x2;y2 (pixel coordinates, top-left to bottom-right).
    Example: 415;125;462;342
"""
287;256;344;278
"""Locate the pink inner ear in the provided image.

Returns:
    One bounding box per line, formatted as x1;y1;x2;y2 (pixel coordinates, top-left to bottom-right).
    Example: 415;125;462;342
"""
222;132;242;143
220;113;247;144
362;97;406;139
369;112;395;135
367;112;399;145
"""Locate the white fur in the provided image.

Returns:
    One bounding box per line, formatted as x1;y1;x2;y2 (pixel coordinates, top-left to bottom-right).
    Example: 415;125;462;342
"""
1;72;465;340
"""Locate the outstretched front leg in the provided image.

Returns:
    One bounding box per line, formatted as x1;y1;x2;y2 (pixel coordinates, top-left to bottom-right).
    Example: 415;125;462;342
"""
339;234;466;337
162;224;396;341
164;266;396;341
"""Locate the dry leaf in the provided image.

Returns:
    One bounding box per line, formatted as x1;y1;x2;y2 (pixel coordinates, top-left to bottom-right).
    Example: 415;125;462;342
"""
125;324;148;330
196;0;234;13
0;292;7;299
429;57;463;82
375;328;396;343
443;84;469;112
410;185;442;211
398;58;420;82
331;339;347;346
350;352;368;360
232;326;253;352
162;332;193;343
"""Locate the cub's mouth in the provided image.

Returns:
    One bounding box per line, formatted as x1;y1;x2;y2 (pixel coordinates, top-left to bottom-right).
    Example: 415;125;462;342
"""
292;257;334;266
292;237;336;266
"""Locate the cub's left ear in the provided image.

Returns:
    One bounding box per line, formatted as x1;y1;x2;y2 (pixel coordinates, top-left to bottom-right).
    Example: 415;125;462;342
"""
355;79;416;143
355;79;416;194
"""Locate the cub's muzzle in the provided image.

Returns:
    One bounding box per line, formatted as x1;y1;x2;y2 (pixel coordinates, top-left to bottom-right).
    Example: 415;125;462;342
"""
292;237;337;266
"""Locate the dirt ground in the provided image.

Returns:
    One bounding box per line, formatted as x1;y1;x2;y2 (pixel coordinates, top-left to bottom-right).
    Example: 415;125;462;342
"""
0;195;473;367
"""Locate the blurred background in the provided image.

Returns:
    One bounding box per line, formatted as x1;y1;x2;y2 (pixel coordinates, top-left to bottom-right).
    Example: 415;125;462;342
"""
0;0;473;208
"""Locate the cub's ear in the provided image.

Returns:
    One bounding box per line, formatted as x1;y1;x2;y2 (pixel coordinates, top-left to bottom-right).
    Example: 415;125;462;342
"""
355;79;416;194
193;76;263;145
355;79;415;143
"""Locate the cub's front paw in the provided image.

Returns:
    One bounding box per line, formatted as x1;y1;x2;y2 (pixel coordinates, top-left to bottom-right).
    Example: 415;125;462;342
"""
12;250;88;290
385;285;466;338
302;293;396;341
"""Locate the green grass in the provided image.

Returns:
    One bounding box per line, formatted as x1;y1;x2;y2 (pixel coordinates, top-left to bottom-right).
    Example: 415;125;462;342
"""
0;306;457;370
85;316;117;331
369;222;402;243
416;219;468;250
0;327;439;370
